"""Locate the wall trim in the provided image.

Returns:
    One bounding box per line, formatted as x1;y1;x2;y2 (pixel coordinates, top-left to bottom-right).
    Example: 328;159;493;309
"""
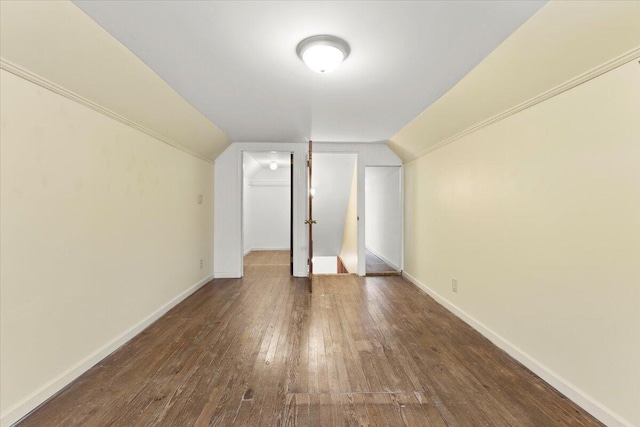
365;246;401;271
248;179;289;187
401;271;633;427
0;59;214;164
247;247;290;252
240;247;291;261
0;274;214;427
404;47;640;163
213;272;241;279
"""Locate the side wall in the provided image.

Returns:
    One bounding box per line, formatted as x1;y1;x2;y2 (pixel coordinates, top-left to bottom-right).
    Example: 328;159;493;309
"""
340;164;359;273
242;154;261;254
403;60;640;426
0;70;215;426
365;167;402;270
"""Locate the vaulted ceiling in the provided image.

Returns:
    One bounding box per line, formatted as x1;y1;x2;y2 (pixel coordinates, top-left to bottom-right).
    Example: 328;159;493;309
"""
4;1;634;162
73;1;545;144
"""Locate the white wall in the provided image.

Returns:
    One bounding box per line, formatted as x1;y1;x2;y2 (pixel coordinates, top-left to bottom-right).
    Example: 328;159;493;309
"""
312;153;356;256
339;164;359;273
403;59;640;426
242;154;261;253
365;167;402;270
244;166;291;252
0;69;215;426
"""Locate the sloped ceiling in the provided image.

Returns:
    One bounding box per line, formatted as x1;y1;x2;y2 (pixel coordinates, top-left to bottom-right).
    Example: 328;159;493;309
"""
3;1;635;163
0;1;229;162
73;0;544;144
390;1;640;161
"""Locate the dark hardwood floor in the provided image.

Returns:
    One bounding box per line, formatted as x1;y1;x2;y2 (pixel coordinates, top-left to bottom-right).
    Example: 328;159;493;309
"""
19;250;601;426
365;250;400;276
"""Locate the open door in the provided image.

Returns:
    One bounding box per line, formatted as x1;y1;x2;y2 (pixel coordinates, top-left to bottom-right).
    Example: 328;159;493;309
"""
290;153;294;276
305;140;316;292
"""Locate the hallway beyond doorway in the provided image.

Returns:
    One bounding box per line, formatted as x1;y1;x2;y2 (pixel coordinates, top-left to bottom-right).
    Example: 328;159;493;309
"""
365;249;401;276
244;250;289;266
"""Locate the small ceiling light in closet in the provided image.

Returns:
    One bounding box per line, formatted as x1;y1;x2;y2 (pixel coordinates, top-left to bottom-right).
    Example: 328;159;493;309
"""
270;161;278;170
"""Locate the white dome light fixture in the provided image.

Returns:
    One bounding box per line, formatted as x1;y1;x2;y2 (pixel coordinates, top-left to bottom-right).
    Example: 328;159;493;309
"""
269;161;278;170
296;35;350;73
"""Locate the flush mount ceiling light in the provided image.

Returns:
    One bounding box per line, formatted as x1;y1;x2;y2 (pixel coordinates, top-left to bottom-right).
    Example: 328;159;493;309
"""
269;161;278;170
296;35;350;73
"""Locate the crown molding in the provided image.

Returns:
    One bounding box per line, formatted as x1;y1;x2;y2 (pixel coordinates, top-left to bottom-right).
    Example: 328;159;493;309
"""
0;58;214;164
404;47;640;163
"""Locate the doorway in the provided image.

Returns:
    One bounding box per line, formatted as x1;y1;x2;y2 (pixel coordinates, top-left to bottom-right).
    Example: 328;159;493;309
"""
242;151;293;273
364;166;402;276
310;153;358;274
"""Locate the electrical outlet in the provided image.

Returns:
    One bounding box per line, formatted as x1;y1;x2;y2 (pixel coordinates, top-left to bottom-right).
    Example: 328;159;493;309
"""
452;279;458;293
200;259;203;269
197;194;203;204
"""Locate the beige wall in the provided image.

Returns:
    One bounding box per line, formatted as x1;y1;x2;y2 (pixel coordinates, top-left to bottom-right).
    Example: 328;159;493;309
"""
0;0;229;162
390;1;640;161
0;70;215;425
340;165;359;273
403;60;640;425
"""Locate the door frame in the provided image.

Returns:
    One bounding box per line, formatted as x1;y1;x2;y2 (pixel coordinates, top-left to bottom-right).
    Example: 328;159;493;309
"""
213;142;402;279
239;149;295;278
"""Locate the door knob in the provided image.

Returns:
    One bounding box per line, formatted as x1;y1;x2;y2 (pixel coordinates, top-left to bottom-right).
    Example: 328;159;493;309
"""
304;219;317;224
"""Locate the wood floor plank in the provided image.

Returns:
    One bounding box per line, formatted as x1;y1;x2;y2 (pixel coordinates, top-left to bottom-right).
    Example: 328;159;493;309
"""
365;250;400;276
18;250;603;427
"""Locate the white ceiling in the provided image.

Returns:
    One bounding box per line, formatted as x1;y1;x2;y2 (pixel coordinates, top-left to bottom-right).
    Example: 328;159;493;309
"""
73;1;545;144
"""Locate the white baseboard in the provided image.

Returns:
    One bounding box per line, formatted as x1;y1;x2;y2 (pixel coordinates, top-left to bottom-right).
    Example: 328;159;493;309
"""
0;274;214;427
401;271;633;427
213;272;241;279
366;246;401;271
